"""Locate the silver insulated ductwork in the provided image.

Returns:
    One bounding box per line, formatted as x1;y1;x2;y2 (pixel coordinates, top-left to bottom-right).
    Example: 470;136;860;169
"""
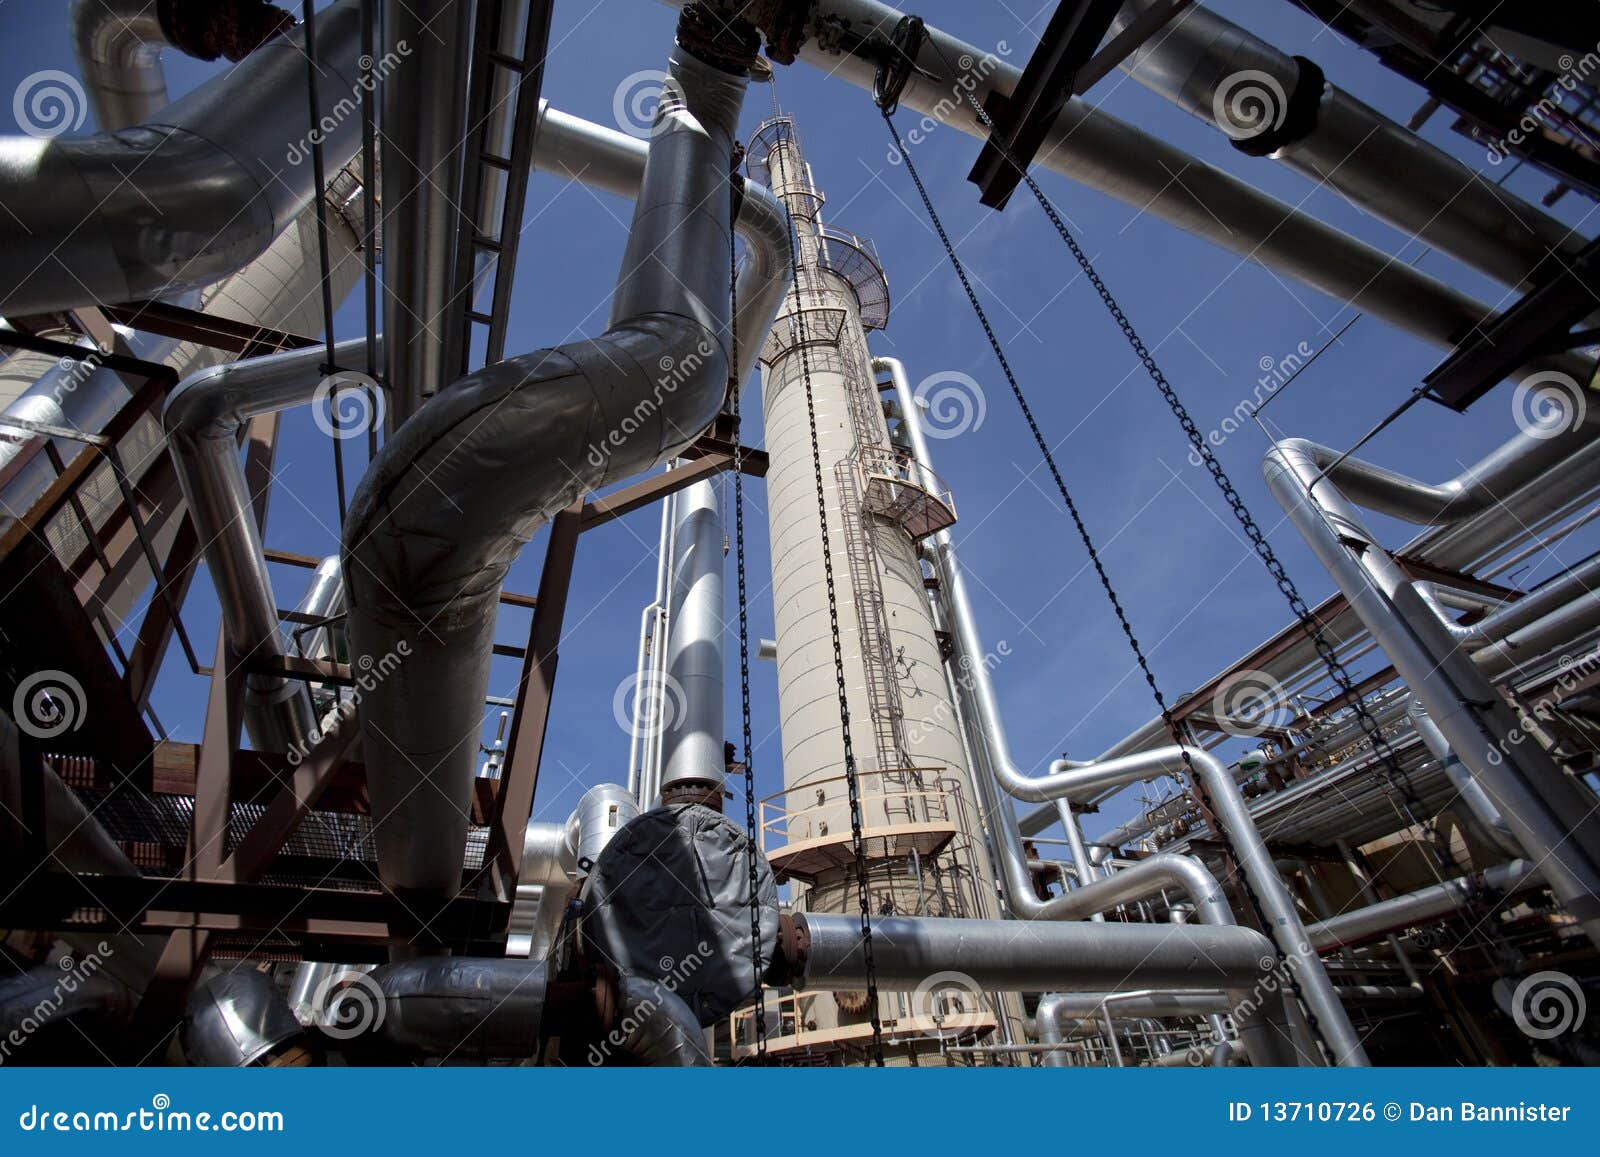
1;0;364;315
342;30;759;892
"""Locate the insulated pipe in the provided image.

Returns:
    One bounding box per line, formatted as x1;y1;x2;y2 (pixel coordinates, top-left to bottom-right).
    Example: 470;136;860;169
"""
164;336;379;752
655;0;1551;361
365;958;547;1058
1417;554;1600;649
381;0;474;426
70;0;297;132
1407;698;1521;857
795;913;1302;1067
343;40;761;893
658;479;726;798
531;100;791;388
0;956;128;1042
1262;439;1600;948
611;974;712;1066
1305;860;1543;951
1;0;364;315
880;356;1362;1064
1113;0;1583;290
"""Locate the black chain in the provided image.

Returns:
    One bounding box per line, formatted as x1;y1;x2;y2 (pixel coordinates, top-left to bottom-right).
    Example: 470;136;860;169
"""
928;59;1430;830
781;174;885;1066
730;176;767;1062
881;106;1336;1059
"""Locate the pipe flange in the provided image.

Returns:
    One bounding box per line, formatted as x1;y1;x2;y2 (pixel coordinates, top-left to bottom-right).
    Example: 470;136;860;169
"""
159;0;295;63
660;781;726;810
678;3;762;75
773;911;810;985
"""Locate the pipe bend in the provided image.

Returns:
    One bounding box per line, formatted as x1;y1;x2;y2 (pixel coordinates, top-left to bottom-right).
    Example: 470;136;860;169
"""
4;0;364;315
613;975;711;1067
344;46;749;893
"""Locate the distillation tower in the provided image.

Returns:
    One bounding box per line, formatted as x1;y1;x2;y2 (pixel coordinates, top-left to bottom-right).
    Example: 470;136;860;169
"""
748;115;1007;1057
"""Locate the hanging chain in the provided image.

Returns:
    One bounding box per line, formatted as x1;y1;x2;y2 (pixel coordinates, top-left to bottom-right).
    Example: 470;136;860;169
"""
924;42;1426;824
880;105;1333;1058
730;172;767;1062
780;169;885;1067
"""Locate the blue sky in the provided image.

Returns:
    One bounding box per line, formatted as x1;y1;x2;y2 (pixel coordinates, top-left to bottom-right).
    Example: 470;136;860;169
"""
5;0;1596;847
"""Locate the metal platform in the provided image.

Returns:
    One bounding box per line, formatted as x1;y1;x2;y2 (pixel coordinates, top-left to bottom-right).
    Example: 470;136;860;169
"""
857;447;957;541
813;225;891;331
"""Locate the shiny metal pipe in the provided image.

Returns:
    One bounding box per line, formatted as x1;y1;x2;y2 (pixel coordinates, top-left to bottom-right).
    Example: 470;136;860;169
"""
655;0;1548;360
1407;698;1521;856
531;100;790;388
1263;438;1600;947
69;0;173;130
797;912;1302;1066
1114;0;1582;289
1306;860;1543;950
2;0;364;315
1036;990;1231;1066
659;479;725;796
381;0;473;425
164;337;378;751
343;44;759;893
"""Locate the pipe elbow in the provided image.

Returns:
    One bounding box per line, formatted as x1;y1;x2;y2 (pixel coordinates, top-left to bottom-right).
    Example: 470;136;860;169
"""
612;975;711;1067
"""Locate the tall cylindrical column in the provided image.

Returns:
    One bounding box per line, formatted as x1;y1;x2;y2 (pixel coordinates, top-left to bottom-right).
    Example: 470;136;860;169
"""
753;116;1000;1059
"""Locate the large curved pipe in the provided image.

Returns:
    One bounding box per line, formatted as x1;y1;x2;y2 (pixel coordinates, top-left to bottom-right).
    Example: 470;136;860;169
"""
70;0;296;132
1406;698;1521;857
531;99;790;388
880;356;1364;1064
2;0;364;315
1282;426;1600;528
611;974;711;1066
164;337;379;752
365;958;547;1058
657;0;1552;363
1113;0;1583;290
343;41;759;893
